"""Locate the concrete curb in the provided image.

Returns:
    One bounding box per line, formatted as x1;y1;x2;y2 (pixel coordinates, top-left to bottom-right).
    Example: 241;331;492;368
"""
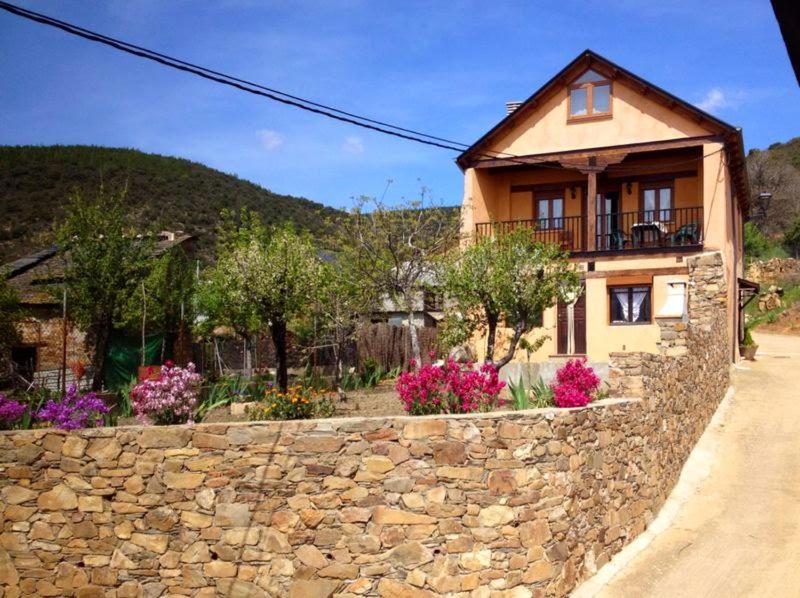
571;384;736;597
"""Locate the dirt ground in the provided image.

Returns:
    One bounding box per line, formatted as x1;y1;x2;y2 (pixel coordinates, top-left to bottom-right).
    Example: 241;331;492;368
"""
756;304;800;335
588;332;800;597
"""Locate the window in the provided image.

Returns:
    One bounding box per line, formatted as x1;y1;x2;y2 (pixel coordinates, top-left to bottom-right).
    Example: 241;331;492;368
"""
568;69;612;120
535;196;564;230
641;183;673;222
609;286;651;324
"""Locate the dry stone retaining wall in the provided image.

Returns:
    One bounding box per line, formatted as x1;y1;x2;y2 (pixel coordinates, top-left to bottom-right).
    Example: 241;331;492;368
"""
0;253;731;598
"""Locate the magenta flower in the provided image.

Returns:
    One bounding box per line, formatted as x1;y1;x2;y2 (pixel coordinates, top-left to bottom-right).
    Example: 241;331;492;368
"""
396;358;506;415
550;358;600;408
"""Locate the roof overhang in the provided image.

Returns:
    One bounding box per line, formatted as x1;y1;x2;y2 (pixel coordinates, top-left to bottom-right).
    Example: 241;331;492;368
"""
456;49;750;211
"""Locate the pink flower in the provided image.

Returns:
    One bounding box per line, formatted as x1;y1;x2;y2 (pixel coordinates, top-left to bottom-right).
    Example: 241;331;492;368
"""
395;359;505;415
550;359;600;408
131;362;201;425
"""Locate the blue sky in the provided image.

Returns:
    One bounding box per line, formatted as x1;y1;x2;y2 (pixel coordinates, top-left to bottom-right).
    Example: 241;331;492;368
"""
1;0;797;209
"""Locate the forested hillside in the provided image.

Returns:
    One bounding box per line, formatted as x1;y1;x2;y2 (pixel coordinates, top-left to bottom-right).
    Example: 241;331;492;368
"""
0;145;346;262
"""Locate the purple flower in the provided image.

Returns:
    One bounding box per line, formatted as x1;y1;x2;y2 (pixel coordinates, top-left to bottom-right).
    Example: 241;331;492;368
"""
36;384;110;430
0;394;27;430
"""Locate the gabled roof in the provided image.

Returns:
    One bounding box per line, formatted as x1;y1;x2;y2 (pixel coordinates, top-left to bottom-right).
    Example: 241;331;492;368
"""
456;49;749;207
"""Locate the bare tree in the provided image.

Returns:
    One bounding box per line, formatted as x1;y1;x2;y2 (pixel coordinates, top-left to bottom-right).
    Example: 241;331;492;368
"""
336;189;459;366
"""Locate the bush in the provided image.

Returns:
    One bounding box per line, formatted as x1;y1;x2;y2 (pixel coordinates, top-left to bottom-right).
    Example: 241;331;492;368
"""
0;394;27;430
35;384;110;430
551;359;600;408
395;359;506;415
246;385;336;421
131;362;201;425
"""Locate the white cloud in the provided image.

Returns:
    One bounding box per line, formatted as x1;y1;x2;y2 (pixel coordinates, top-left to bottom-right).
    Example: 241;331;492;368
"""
696;88;729;112
256;129;284;151
342;135;365;155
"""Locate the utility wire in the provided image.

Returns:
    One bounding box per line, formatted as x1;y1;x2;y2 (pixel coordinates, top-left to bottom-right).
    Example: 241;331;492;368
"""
0;0;728;173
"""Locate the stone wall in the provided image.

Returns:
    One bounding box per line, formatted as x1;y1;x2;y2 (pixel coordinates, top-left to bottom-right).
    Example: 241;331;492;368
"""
745;257;800;284
0;253;731;598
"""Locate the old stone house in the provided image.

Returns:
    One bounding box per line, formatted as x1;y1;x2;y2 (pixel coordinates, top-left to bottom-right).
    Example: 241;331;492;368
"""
458;49;755;365
3;231;194;389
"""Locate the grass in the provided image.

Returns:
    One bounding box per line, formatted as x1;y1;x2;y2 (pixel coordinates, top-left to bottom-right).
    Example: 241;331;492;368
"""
745;279;800;329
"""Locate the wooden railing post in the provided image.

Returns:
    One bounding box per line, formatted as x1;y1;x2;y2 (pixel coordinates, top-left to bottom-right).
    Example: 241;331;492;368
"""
586;171;597;252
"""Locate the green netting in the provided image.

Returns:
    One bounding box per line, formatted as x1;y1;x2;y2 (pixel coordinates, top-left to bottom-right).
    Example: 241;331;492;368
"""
103;332;172;392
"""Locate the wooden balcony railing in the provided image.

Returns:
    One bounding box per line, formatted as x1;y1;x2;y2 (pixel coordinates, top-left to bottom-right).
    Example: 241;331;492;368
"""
475;206;704;254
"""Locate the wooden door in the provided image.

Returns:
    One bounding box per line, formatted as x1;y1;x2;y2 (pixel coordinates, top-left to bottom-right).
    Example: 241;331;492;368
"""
557;292;586;355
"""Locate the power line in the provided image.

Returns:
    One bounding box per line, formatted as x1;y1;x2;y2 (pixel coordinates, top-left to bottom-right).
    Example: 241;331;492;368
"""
0;0;728;174
0;0;468;152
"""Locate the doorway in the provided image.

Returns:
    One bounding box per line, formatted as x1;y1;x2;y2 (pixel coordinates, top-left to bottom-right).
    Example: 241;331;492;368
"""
557;292;586;355
596;190;621;250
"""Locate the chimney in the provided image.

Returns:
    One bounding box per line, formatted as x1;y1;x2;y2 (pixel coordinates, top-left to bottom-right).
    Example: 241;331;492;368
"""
506;101;522;115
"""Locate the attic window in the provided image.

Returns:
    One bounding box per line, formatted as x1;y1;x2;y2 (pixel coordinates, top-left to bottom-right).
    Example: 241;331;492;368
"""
568;69;612;121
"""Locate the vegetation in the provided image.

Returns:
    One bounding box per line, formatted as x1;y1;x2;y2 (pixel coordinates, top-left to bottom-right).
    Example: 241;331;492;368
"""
745;279;800;329
336;194;459;366
56;188;154;390
0;275;23;376
0;145;345;262
744;222;788;262
199;211;321;392
246;385;336;421
441;227;579;368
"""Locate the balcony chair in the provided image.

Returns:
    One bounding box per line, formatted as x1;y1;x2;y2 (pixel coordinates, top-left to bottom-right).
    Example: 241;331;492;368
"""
608;229;628;250
667;222;700;246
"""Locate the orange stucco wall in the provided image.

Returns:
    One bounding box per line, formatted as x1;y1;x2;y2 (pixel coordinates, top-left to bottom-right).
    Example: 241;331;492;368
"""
460;77;740;363
487;78;713;157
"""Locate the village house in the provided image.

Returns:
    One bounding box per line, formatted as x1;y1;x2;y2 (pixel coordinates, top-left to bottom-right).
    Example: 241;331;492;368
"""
458;50;751;366
3;231;194;390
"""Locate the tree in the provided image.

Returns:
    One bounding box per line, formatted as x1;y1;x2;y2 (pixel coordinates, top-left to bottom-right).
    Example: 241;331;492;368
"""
56;188;153;390
313;257;376;387
0;274;23;377
747;149;800;234
336;193;459;366
441;227;579;369
784;217;800;259
200;211;321;391
121;246;196;362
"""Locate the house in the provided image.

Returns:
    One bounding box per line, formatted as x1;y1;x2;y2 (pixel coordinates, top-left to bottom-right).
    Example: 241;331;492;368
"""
457;50;750;365
3;231;194;389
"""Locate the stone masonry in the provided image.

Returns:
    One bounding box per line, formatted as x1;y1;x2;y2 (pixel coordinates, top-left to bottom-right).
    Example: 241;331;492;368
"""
0;253;731;598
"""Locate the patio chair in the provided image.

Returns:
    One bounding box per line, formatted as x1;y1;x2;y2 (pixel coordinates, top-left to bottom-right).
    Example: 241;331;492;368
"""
667;222;700;246
608;229;627;250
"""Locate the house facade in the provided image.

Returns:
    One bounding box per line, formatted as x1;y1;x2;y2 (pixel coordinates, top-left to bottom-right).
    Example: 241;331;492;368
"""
458;50;749;365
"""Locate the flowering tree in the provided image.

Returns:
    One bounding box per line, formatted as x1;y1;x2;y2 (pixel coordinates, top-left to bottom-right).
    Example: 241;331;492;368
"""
550;359;600;408
396;358;505;415
441;227;579;368
199;211;320;392
36;384;110;430
131;362;201;424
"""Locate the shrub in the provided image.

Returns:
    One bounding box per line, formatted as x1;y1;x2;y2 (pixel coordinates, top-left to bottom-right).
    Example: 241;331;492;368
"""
0;393;27;430
246;385;336;421
36;384;110;430
551;359;600;408
395;359;506;415
131;362;201;425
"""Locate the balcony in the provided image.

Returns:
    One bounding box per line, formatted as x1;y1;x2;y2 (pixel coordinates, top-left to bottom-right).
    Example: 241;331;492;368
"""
475;205;704;255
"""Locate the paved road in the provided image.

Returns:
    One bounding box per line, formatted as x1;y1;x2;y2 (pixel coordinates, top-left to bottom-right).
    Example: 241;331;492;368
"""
594;332;800;598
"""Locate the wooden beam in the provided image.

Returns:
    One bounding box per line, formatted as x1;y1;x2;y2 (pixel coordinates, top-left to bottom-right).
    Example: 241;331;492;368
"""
471;135;723;170
584;266;689;279
586;171;597;252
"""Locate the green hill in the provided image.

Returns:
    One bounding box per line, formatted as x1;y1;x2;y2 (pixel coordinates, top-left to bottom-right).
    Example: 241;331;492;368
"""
0;145;345;262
